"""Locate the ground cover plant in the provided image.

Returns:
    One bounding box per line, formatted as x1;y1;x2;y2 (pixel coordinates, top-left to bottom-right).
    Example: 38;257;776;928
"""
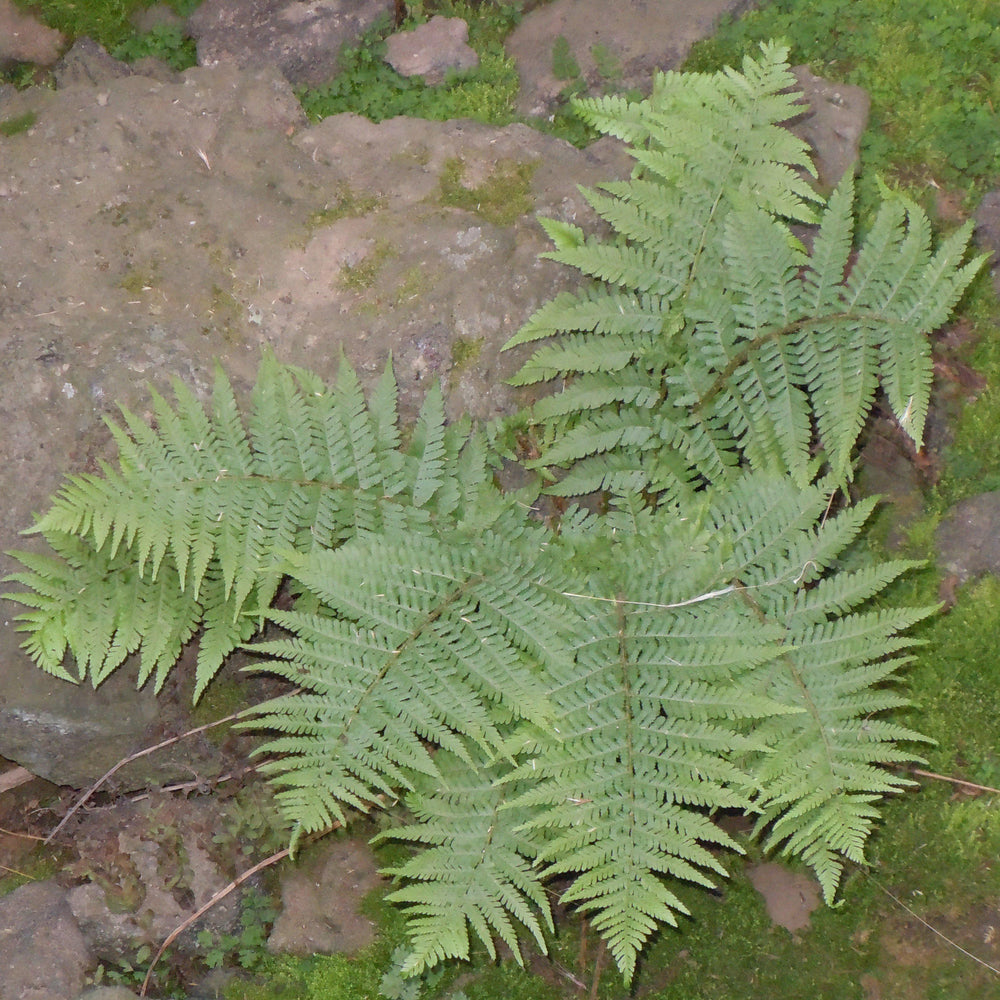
685;0;1000;190
5;43;988;994
295;1;522;126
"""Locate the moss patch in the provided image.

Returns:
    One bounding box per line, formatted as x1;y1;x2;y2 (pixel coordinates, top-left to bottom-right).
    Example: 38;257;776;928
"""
438;157;537;226
0;111;37;137
339;239;398;293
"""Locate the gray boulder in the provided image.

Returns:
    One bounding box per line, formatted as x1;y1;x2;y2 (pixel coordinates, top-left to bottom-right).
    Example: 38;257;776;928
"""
974;190;1000;297
506;0;759;117
0;881;92;1000
0;0;65;69
268;837;383;955
937;491;1000;583
188;0;390;87
385;15;479;85
789;65;870;191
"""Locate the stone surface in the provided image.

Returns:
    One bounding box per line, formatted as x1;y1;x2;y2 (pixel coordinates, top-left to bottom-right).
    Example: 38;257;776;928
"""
188;0;390;87
506;0;758;117
0;0;65;69
790;64;871;191
0;62;629;786
52;37;134;90
73;990;138;1000
936;490;1000;583
747;862;820;933
385;15;479;85
974;190;1000;297
0;881;92;1000
66;796;243;963
268;837;383;955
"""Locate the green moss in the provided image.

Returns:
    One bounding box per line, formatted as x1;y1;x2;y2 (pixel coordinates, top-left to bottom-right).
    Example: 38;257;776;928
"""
305;185;384;233
0;111;36;137
339;239;398;293
451;336;484;371
393;265;430;307
438;157;537;226
119;267;157;296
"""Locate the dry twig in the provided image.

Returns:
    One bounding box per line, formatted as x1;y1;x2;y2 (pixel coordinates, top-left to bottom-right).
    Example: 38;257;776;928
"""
45;710;245;845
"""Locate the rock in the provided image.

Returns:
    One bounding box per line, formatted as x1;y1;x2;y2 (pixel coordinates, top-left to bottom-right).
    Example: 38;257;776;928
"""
506;0;758;117
936;490;1000;583
130;2;186;35
0;881;93;1000
73;990;139;1000
789;65;870;191
268;837;382;955
974;190;1000;297
0;0;66;69
66;797;244;964
188;0;390;87
747;862;820;933
53;38;133;90
385;15;479;85
0;62;629;785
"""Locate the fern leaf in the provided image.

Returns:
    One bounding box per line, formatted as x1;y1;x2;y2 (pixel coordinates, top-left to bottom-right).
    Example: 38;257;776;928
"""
245;525;571;837
7;354;501;697
379;749;552;976
709;476;935;901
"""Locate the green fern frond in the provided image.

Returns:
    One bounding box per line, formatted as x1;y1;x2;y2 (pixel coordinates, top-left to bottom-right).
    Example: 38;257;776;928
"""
378;748;552;976
709;478;936;901
6;354;500;695
245;524;571;838
506;47;983;495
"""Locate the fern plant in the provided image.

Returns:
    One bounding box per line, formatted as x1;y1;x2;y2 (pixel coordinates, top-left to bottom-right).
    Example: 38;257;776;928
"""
505;42;984;501
3;42;985;987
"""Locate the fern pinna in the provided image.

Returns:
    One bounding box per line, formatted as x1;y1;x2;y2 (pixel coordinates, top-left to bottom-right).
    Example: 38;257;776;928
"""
505;42;984;501
3;41;982;988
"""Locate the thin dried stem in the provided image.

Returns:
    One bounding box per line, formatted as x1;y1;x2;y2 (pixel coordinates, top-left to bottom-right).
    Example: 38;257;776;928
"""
45;709;245;845
909;767;1000;797
139;845;291;997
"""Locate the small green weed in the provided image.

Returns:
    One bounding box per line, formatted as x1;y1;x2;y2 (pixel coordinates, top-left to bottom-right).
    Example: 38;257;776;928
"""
197;889;277;972
112;23;198;71
297;2;520;126
551;35;580;82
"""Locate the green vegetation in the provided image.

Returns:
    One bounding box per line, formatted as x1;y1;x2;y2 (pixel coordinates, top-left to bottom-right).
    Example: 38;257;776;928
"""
15;0;199;60
0;111;37;137
339;239;398;292
112;22;198;71
305;185;385;232
5;0;1000;996
685;0;1000;189
297;2;521;127
437;156;536;225
6;46;986;992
